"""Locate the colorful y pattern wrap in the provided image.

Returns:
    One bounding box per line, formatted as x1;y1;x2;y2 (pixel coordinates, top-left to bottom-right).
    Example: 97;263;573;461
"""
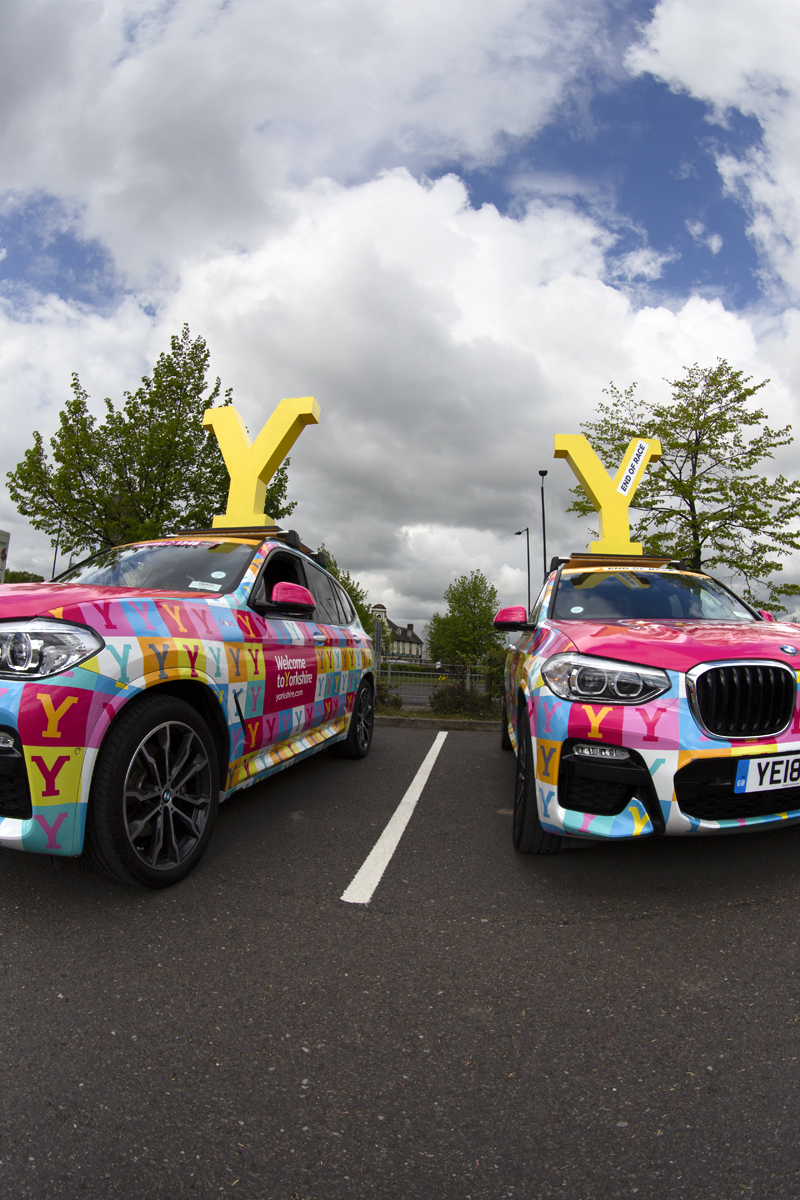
0;541;372;856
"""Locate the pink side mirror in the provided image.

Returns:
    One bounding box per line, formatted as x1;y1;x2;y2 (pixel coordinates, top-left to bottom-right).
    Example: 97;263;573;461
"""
758;609;776;622
271;582;315;609
493;605;529;631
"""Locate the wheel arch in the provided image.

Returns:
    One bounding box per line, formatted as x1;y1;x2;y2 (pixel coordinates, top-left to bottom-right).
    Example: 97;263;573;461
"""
142;680;231;771
516;683;532;724
94;680;231;782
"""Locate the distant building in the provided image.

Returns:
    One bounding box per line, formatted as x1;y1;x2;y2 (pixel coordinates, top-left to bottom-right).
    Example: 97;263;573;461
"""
370;604;424;659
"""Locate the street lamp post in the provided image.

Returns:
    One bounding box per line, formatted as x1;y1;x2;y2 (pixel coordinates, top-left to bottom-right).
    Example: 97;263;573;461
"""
539;470;548;580
515;526;531;615
51;518;63;580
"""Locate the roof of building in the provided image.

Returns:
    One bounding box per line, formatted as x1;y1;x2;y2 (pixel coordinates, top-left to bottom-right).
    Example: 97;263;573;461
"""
386;619;423;645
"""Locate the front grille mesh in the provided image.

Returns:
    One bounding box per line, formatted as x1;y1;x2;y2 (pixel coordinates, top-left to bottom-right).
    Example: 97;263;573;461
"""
0;772;32;820
694;664;796;738
559;775;635;816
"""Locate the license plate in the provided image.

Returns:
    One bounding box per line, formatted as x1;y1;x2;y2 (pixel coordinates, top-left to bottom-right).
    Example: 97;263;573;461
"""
735;753;800;793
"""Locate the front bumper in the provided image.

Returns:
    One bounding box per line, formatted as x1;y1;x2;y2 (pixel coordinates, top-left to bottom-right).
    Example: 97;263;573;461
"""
537;741;800;842
0;671;116;857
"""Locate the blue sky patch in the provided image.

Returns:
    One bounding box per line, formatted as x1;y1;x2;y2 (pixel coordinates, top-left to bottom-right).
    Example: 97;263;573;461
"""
0;194;123;313
443;74;764;308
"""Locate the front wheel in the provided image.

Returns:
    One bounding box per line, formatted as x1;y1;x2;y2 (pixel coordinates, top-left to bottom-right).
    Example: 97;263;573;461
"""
85;694;220;888
513;698;562;855
331;679;374;760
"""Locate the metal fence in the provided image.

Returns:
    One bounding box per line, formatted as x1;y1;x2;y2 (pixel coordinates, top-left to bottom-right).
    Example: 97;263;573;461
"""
377;664;491;709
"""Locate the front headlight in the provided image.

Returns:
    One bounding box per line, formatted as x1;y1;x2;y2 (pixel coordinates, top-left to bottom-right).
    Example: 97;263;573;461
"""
0;619;104;679
542;653;670;705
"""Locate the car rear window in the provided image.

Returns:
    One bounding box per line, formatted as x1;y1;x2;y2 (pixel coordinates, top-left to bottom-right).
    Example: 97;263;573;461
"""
551;570;756;622
55;540;259;593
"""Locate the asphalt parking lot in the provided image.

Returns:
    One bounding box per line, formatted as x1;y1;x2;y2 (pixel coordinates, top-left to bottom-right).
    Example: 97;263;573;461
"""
1;726;800;1199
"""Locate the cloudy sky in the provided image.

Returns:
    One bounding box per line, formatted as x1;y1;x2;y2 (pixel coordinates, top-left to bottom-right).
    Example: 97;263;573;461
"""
1;0;799;624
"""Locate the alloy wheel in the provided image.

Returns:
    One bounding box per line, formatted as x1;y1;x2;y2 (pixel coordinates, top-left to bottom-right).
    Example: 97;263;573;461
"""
123;721;214;871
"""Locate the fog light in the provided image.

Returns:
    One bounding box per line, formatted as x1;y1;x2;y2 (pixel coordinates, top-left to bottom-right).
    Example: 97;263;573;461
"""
0;732;19;756
574;744;630;760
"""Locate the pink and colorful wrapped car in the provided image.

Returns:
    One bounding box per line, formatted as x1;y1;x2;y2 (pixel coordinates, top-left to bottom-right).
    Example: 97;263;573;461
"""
0;533;374;887
496;555;800;854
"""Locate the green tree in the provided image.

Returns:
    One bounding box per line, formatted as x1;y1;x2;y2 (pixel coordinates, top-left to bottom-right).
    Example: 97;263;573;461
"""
427;570;506;662
3;570;44;583
6;325;295;557
318;544;372;630
567;360;800;611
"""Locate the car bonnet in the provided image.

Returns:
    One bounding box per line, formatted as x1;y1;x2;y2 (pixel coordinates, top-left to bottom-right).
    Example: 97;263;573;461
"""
549;618;800;673
0;583;207;621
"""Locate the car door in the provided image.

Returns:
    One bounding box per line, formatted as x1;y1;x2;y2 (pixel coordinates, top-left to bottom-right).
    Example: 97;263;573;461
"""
243;548;321;760
302;561;358;737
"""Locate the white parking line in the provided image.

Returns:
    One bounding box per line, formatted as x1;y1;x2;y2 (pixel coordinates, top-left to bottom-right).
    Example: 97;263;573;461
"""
340;731;448;905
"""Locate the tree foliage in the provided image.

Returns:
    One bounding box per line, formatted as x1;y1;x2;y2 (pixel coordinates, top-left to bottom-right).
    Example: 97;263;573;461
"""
427;570;506;662
3;570;44;583
568;360;800;610
318;544;372;630
7;325;295;557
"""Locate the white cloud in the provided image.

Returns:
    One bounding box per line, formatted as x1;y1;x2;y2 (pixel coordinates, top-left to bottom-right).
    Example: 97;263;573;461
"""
628;0;800;293
610;246;677;281
685;219;723;255
0;0;607;275
1;1;799;612
1;170;789;611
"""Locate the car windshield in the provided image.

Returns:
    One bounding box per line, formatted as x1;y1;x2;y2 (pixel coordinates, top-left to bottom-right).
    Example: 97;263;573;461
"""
54;540;259;594
551;570;757;622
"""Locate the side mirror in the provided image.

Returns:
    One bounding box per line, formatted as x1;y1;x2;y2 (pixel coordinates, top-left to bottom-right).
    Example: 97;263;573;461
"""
758;609;776;622
270;582;316;613
493;606;534;632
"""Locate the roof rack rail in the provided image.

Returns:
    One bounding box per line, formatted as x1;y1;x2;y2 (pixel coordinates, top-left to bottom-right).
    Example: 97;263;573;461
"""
563;553;673;569
176;525;320;559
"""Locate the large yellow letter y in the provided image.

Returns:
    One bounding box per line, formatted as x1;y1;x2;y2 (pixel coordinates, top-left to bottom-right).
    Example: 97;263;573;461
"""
203;397;320;528
553;434;662;555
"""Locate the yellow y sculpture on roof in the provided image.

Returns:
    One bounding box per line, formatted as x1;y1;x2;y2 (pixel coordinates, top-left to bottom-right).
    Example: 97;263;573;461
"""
553;433;662;555
203;396;320;528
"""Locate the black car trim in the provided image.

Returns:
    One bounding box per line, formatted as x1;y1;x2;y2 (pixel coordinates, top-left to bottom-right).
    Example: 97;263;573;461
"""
557;737;665;833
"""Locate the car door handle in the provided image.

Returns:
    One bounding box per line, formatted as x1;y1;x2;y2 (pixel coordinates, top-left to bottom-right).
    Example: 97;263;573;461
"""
313;634;326;644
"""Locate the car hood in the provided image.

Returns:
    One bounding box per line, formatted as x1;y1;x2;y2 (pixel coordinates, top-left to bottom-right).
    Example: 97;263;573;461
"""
550;619;800;673
0;583;204;620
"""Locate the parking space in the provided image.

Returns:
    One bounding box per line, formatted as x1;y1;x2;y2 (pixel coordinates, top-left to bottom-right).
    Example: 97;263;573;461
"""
1;726;800;1198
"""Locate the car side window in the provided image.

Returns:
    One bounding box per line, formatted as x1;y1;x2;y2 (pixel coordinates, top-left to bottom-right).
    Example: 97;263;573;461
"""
305;562;344;625
334;582;355;625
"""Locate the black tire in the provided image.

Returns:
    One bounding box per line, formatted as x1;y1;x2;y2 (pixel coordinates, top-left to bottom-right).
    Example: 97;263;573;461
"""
513;697;562;855
85;694;220;888
331;679;374;760
501;698;513;751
